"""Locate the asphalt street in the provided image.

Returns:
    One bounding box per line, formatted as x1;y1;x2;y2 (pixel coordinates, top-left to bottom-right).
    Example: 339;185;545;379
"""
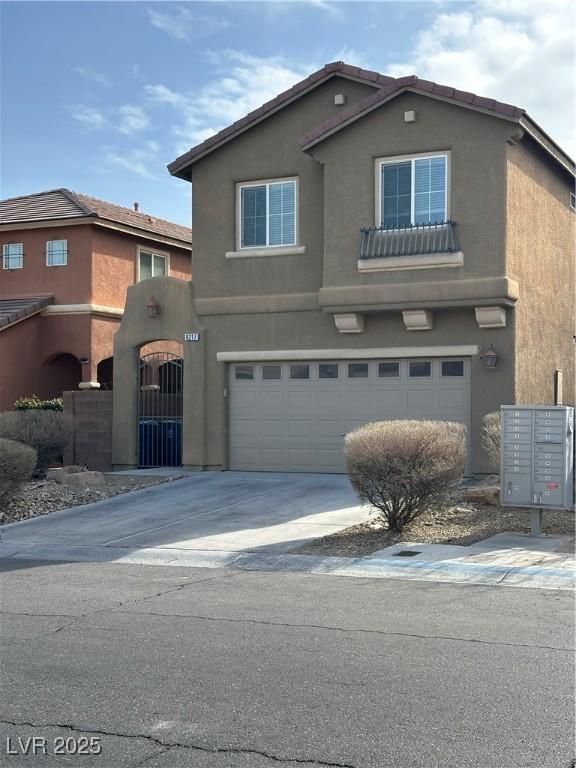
0;559;574;768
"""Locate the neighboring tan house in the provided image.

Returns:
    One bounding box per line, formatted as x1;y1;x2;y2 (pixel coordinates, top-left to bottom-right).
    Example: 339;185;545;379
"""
112;61;575;474
0;189;191;411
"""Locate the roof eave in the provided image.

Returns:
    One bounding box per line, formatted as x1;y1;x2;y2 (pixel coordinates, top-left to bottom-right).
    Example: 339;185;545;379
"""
519;117;575;176
168;67;388;178
301;86;523;152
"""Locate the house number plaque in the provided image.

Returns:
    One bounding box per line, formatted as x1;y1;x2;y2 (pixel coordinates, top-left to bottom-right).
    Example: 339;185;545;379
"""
184;332;200;342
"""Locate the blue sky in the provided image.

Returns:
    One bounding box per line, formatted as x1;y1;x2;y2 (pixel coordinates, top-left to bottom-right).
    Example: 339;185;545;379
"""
1;1;573;226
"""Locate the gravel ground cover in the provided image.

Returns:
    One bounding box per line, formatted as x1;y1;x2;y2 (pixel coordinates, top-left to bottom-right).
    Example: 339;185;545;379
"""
0;475;173;526
294;490;575;557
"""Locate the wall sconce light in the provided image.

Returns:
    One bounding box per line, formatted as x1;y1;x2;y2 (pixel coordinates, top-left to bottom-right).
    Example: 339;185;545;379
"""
480;345;498;369
146;295;160;318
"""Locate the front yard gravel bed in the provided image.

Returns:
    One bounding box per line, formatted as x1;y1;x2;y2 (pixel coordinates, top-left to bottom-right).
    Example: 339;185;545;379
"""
294;497;575;558
0;475;173;526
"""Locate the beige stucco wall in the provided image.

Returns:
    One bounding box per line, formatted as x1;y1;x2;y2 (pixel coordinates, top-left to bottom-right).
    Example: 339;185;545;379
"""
309;92;514;292
506;138;576;406
190;76;376;300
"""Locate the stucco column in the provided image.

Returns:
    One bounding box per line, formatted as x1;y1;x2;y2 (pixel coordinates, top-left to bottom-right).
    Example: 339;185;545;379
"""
182;330;207;470
112;342;140;469
79;358;100;390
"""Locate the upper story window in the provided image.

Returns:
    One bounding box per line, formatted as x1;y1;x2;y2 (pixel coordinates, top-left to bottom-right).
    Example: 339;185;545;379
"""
139;249;167;281
239;179;297;248
46;239;68;266
378;153;448;227
2;243;24;269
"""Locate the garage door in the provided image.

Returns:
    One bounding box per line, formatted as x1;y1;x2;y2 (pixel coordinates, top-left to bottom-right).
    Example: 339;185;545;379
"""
229;358;470;473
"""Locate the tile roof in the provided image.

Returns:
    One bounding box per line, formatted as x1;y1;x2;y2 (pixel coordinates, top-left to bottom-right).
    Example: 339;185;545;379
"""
168;61;394;176
0;296;53;331
300;75;524;150
0;189;192;244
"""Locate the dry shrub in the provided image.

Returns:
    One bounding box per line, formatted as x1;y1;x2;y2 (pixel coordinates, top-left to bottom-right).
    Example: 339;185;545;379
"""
0;410;72;471
481;411;501;471
0;438;37;505
345;420;466;533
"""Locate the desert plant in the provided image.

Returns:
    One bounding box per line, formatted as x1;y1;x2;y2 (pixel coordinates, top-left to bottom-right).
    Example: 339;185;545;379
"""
13;395;64;411
481;411;501;471
345;420;466;533
0;438;37;505
0;410;72;471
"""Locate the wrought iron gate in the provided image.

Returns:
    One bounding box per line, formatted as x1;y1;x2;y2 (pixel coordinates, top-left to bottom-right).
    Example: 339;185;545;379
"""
138;352;183;467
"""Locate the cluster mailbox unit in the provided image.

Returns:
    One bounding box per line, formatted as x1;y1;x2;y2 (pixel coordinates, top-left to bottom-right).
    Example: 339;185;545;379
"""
500;406;574;532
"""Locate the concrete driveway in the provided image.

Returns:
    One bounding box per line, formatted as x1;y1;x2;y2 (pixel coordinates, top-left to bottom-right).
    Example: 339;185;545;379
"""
0;472;370;564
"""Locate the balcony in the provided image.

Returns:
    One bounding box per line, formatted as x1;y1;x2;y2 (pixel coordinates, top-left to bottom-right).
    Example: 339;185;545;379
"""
359;220;460;260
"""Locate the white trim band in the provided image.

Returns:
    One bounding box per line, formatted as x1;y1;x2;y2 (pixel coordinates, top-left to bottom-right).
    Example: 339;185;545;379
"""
226;246;306;259
358;251;463;272
217;345;479;362
42;304;123;318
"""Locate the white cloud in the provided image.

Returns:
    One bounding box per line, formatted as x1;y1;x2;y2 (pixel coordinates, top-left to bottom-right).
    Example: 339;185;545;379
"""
69;105;107;130
76;65;111;87
145;51;315;153
103;140;161;179
388;0;575;156
147;6;229;41
118;105;150;135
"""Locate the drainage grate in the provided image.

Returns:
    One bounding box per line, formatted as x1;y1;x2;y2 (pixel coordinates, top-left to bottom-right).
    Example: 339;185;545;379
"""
393;550;421;557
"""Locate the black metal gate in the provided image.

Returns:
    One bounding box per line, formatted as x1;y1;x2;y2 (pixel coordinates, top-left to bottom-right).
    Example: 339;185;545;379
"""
138;352;183;467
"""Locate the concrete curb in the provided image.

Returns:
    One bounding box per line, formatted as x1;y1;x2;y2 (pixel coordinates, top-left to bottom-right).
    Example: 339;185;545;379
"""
1;542;574;590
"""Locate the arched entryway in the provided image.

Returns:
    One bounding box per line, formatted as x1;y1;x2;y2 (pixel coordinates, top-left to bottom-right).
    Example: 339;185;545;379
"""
138;350;183;467
97;357;114;390
43;353;82;398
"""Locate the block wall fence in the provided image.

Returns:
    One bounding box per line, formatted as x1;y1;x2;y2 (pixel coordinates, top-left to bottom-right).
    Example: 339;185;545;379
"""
63;390;113;472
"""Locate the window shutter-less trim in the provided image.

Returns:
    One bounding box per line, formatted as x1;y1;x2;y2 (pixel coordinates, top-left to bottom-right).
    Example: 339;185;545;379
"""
241;180;296;248
381;155;447;226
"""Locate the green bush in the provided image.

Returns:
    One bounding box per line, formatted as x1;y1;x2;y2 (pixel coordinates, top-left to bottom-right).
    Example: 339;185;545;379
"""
345;420;466;534
0;410;72;471
0;438;37;505
481;411;500;471
13;395;64;412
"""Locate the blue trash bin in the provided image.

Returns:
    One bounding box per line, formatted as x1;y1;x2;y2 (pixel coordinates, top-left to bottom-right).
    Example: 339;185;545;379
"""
161;421;182;466
138;420;159;466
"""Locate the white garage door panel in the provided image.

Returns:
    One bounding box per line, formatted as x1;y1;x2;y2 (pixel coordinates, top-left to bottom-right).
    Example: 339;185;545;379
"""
229;358;470;473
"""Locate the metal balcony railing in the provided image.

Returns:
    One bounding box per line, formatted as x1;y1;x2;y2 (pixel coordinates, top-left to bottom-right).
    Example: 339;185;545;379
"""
359;220;460;259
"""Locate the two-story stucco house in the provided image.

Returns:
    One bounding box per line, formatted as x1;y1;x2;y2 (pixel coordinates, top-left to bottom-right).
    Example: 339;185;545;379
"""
0;189;191;411
112;62;575;473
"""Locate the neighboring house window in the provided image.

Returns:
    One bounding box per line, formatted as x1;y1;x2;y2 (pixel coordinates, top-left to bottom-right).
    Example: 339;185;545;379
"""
2;243;24;269
379;154;448;227
139;249;167;280
570;191;575;211
46;239;68;266
240;179;297;248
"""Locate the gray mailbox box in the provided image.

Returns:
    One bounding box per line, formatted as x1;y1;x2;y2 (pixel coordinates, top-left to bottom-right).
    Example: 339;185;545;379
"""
500;405;574;512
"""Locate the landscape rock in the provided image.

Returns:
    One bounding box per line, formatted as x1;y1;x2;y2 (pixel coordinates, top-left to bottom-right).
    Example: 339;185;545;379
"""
61;471;105;488
47;465;88;483
459;486;501;506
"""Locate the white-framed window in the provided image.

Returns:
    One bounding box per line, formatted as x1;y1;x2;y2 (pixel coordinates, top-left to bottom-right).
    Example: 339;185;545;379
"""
238;178;297;248
46;239;67;266
138;248;168;281
377;152;448;227
2;242;24;269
